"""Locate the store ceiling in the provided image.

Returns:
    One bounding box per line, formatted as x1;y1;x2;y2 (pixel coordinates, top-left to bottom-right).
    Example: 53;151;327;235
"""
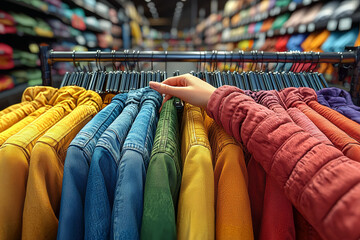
131;0;227;32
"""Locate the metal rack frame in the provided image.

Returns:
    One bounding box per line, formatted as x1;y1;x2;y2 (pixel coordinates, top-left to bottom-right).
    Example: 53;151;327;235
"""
40;47;360;105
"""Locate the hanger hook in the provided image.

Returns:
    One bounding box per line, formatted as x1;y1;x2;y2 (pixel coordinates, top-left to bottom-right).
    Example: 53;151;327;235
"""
197;51;201;73
273;52;279;72
137;50;141;72
241;50;245;72
96;50;101;71
111;50;116;71
299;52;306;72
72;50;79;71
165;50;168;74
151;51;154;71
260;51;264;72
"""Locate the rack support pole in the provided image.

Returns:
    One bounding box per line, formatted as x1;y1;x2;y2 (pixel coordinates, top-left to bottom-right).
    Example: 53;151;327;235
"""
346;46;360;105
40;45;52;86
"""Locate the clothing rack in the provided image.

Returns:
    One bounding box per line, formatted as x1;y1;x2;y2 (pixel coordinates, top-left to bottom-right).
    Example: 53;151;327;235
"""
40;46;360;105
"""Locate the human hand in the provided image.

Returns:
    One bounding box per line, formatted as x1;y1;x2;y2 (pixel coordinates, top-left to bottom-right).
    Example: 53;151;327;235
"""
149;73;216;111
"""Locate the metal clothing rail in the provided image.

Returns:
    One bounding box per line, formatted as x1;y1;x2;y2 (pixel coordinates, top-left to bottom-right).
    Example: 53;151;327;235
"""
47;50;357;64
39;46;360;105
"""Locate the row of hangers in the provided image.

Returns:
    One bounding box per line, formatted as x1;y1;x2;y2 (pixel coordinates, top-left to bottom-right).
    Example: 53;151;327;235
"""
60;70;166;94
59;49;329;93
191;70;328;91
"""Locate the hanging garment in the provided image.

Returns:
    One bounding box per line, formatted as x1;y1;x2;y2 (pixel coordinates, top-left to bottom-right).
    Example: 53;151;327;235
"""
0;86;99;240
58;93;128;240
296;87;360;142
203;114;254;240
141;98;182;240
246;157;266;240
111;88;162;239
246;90;330;240
206;85;360;240
317;87;360;124
279;88;360;162
22;90;102;240
0;86;57;132
0;101;28;117
0;105;51;146
85;89;144;240
244;90;296;240
177;104;215;240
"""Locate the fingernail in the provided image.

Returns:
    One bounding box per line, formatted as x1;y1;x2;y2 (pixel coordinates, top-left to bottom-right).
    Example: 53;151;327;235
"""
150;82;160;89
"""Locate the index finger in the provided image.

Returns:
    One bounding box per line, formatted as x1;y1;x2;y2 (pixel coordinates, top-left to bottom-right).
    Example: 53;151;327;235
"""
161;75;188;87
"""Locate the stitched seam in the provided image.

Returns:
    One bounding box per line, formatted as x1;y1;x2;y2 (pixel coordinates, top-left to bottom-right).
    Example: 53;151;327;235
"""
320;159;359;222
246;113;273;147
284;141;323;193
270;129;304;175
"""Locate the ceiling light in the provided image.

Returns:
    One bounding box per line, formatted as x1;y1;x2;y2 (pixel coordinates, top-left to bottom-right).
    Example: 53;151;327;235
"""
145;0;151;2
176;2;184;8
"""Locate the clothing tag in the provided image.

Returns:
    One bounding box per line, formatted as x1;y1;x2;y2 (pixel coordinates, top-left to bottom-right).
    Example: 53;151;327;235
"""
338;18;352;31
327;19;338;31
267;29;274;37
288;2;297;11
307;23;315;32
287;27;294;34
280;28;286;35
298;24;306;33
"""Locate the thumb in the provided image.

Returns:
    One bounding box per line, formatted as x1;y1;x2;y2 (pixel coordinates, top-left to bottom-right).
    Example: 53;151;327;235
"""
149;81;179;96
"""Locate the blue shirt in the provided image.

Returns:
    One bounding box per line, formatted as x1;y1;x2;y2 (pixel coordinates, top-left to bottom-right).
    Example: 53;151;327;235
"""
111;88;162;239
84;89;144;240
57;93;128;240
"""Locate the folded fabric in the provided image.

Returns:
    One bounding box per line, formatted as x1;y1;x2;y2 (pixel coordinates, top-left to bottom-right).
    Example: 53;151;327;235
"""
317;87;360;124
286;34;308;51
271;13;290;30
314;1;339;23
0;75;14;92
332;0;360;19
0;43;14;70
0;10;15;26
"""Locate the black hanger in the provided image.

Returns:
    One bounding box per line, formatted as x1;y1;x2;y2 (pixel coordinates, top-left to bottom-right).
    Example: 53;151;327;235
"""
227;71;234;86
215;71;222;87
233;71;242;89
204;71;211;85
241;72;251;90
60;72;70;88
221;72;228;85
113;71;122;93
119;71;127;93
318;73;329;88
81;71;91;89
146;71;152;87
139;71;145;89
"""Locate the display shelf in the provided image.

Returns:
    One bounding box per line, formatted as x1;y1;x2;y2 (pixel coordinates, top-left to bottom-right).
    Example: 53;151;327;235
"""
230;0;321;29
0;83;29;110
62;0;110;21
222;12;360;43
224;0;261;19
4;0;71;27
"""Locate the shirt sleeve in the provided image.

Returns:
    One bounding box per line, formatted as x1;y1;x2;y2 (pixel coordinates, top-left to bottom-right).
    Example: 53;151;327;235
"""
206;85;360;240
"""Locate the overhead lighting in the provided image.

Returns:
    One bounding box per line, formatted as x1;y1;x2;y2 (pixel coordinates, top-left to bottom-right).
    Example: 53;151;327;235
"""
145;0;151;2
176;2;183;8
